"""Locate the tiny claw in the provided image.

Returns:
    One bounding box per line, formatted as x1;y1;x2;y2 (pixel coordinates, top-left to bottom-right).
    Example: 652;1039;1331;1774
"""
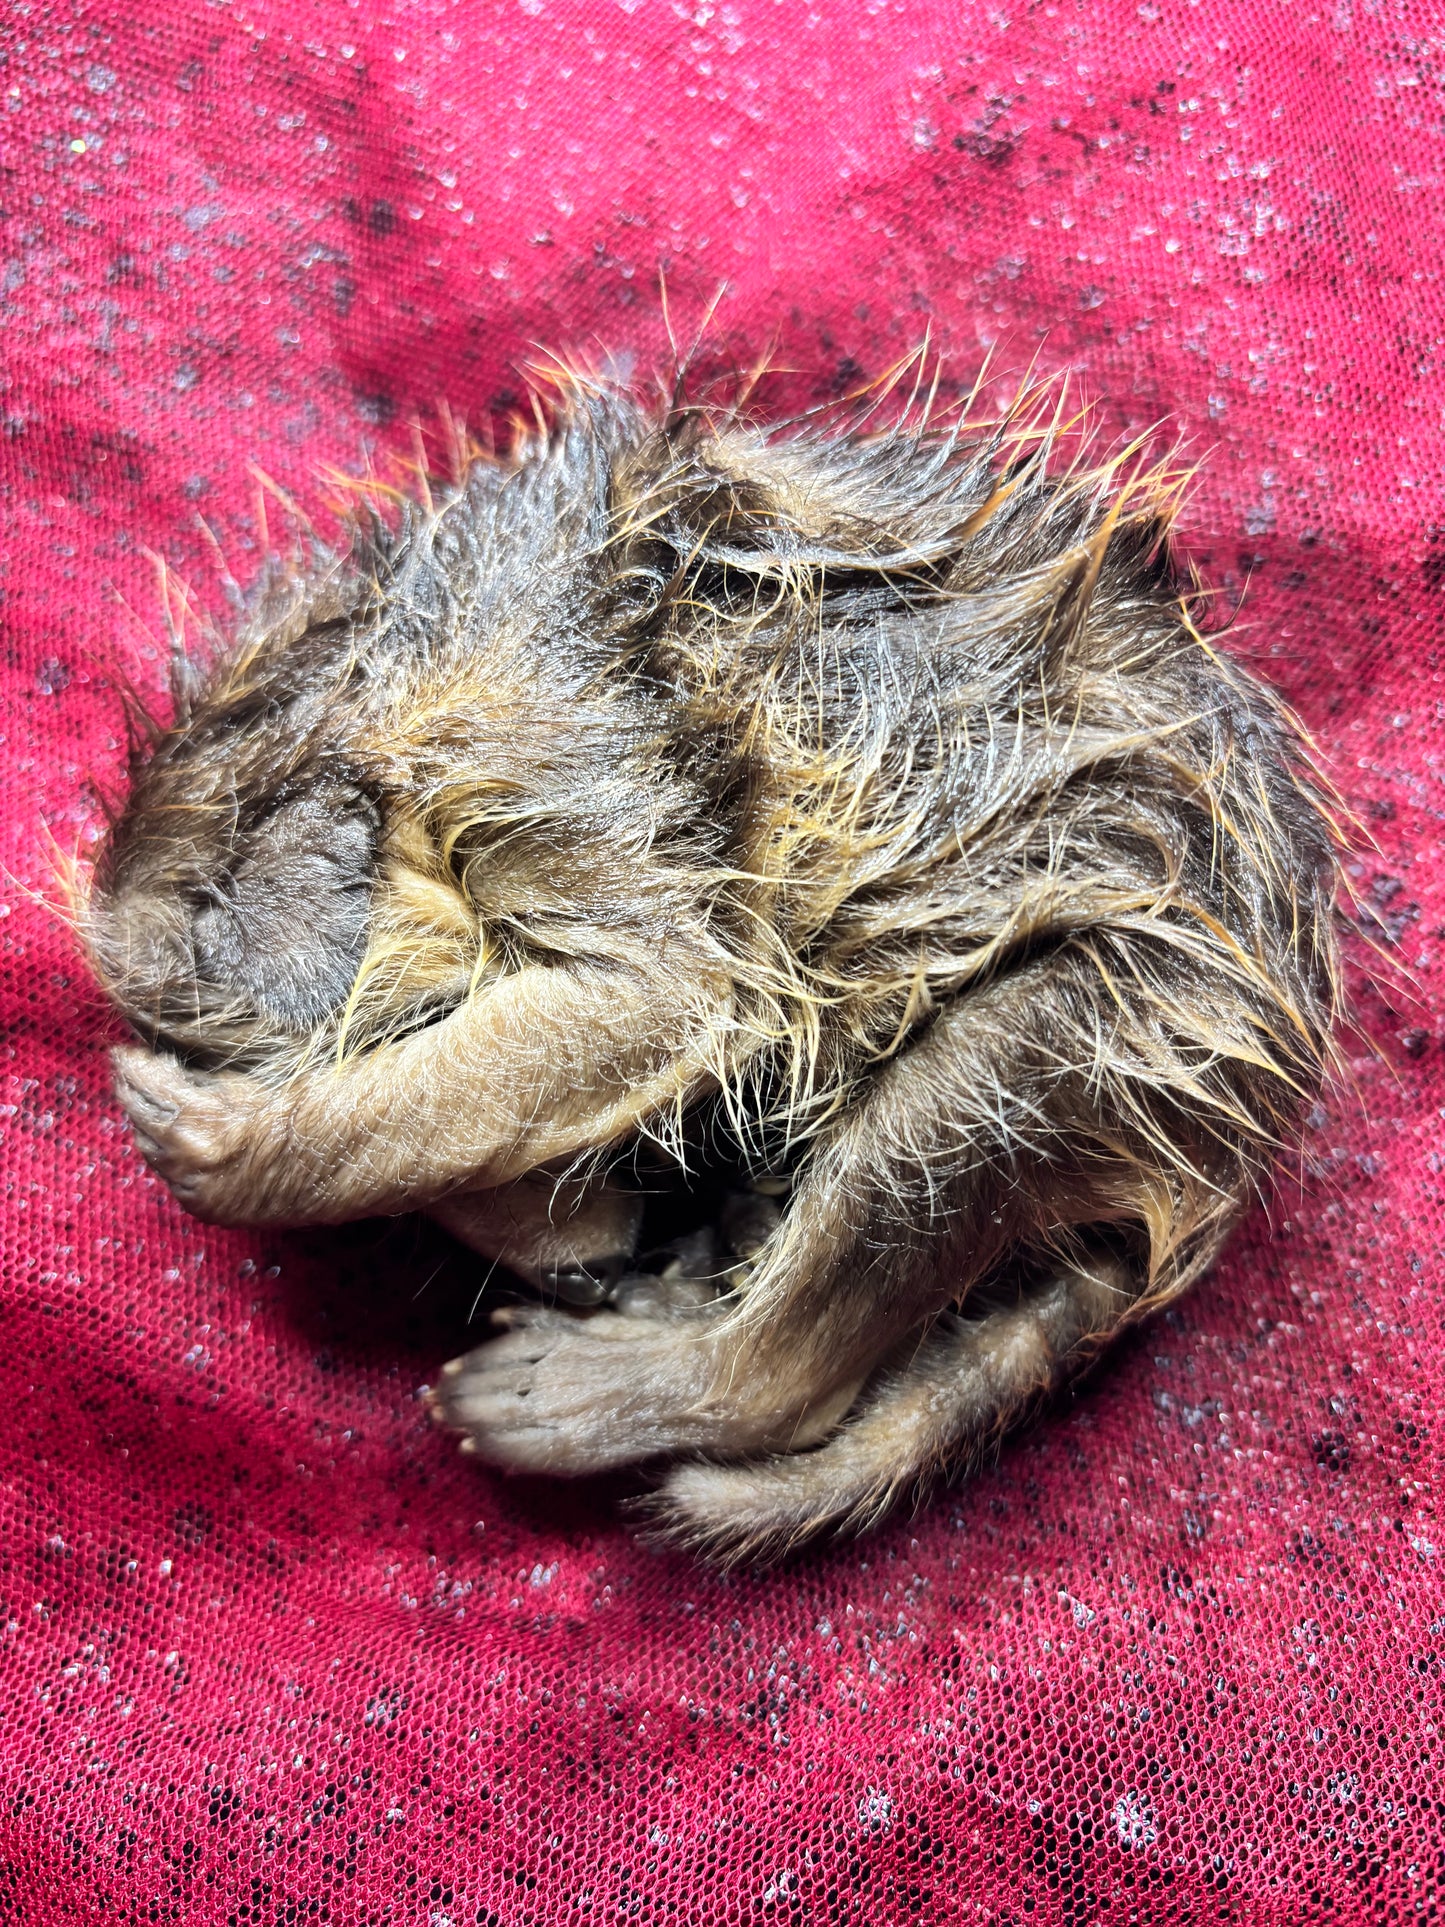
439;1356;465;1379
113;1070;181;1128
458;1435;477;1456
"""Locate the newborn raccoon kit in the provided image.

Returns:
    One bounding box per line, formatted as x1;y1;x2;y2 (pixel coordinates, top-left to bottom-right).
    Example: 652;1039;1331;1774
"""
88;377;1342;1562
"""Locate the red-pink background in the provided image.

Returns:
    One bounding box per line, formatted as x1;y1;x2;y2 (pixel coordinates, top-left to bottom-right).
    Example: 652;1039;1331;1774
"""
2;2;1441;1920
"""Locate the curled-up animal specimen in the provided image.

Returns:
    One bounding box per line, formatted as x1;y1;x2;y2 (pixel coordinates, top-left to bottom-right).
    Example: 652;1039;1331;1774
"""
85;366;1344;1562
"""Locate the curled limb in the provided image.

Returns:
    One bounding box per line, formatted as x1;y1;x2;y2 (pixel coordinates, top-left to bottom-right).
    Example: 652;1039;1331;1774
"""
113;952;726;1226
647;1251;1143;1566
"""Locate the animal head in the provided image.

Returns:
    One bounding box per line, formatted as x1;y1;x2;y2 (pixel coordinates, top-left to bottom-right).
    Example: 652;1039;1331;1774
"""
85;572;386;1065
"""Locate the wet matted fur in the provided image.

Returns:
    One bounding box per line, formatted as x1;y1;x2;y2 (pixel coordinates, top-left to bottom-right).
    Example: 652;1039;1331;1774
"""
82;366;1344;1564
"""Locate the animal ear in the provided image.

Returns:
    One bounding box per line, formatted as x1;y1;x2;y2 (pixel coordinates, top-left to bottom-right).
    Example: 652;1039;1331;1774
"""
192;783;379;1030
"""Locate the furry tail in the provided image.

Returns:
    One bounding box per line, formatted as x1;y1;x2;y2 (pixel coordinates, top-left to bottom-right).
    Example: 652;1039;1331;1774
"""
642;1254;1141;1567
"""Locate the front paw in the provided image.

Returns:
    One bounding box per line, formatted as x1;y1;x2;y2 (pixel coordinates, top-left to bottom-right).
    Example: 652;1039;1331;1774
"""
111;1046;294;1224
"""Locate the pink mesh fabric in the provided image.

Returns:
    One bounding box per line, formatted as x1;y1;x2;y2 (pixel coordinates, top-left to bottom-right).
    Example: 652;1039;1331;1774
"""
2;3;1441;1920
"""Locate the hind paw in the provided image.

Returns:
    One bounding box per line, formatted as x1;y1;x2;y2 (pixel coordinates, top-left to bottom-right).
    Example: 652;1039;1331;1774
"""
428;1304;722;1474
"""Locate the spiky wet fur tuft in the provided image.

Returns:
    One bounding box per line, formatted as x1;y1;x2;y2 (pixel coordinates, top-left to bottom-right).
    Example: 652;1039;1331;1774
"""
85;364;1345;1563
